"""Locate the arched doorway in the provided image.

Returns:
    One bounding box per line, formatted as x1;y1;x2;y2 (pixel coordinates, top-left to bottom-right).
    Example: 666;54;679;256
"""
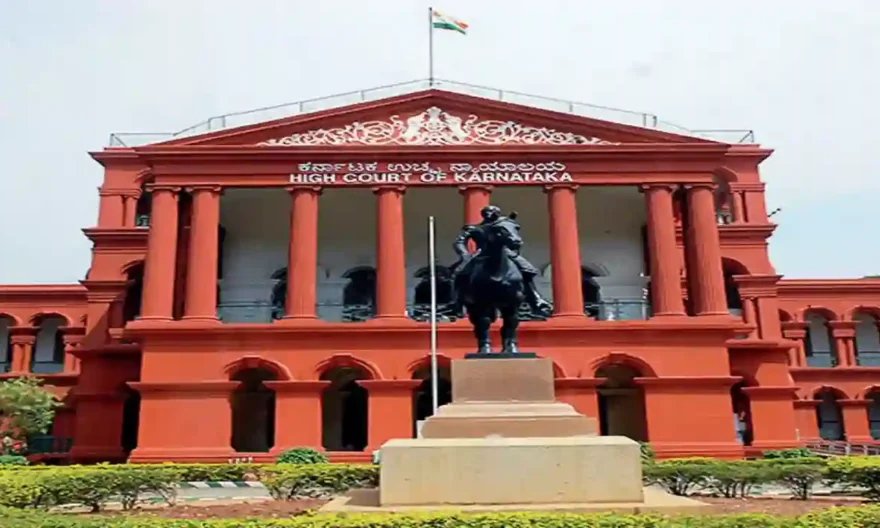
321;367;369;451
815;389;845;441
730;381;754;446
596;364;648;441
230;368;277;452
411;365;452;436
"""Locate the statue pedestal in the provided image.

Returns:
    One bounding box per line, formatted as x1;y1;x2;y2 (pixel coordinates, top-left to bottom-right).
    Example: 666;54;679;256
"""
322;356;707;513
420;357;597;438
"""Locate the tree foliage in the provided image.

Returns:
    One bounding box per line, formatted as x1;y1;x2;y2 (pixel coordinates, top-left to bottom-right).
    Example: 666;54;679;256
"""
0;377;62;449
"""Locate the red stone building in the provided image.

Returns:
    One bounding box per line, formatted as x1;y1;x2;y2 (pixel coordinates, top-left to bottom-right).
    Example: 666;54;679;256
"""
2;83;879;463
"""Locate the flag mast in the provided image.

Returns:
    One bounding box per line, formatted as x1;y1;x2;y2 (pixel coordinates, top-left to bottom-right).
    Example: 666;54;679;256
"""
428;216;439;414
428;7;435;86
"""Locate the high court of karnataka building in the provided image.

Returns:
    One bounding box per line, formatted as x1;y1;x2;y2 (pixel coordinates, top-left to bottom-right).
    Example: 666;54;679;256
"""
2;81;880;463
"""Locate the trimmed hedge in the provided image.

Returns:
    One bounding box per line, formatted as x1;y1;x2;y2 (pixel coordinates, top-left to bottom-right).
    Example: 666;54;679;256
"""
3;505;880;527
0;464;378;511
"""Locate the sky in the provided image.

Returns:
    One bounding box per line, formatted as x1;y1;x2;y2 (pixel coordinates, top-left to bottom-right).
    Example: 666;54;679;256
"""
1;0;878;284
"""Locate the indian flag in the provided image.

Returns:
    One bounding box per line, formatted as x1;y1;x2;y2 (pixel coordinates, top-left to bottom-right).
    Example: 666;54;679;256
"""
432;9;468;35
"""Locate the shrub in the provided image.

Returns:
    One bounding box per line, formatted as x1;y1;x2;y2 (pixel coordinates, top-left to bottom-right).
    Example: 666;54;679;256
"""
262;464;378;500
3;504;880;527
0;377;62;445
642;458;717;496
828;456;880;501
769;460;828;500
276;447;329;465
762;448;814;459
0;454;28;466
639;442;655;463
703;460;776;498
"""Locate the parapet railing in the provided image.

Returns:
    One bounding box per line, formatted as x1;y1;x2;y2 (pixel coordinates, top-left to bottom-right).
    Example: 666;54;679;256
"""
806;440;880;457
107;78;755;147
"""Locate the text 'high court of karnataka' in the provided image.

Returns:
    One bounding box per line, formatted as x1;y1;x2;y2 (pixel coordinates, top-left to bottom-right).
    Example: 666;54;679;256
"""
2;80;880;464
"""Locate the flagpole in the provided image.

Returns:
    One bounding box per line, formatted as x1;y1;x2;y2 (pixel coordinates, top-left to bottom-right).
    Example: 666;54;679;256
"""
428;216;439;414
428;6;434;86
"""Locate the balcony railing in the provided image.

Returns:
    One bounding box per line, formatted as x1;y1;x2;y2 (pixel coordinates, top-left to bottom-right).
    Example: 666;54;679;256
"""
29;360;64;375
107;78;756;147
217;299;651;324
0;361;10;374
857;351;880;367
26;435;73;455
805;353;837;368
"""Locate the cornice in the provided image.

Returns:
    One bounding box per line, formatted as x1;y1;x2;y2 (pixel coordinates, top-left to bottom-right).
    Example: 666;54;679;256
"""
82;227;150;248
0;284;87;303
733;274;782;298
675;223;776;246
777;279;880;295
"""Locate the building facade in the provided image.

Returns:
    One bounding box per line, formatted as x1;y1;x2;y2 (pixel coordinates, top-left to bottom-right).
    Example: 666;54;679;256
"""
2;86;880;463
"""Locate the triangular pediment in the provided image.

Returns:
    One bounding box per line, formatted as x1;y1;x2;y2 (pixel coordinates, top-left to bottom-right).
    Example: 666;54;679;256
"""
155;89;716;148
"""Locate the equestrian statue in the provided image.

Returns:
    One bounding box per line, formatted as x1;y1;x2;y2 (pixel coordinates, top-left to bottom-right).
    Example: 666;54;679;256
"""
450;205;552;355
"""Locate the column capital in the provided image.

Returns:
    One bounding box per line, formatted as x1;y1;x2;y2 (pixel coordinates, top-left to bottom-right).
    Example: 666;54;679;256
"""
457;184;493;194
9;334;34;346
683;182;716;191
372;185;407;195
639;183;679;193
543;183;579;193
145;184;182;194
184;185;223;195
284;185;322;195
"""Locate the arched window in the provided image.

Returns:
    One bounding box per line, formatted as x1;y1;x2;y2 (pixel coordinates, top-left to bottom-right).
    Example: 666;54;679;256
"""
0;316;13;373
230;367;277;453
582;267;602;319
341;267;376;322
713;177;734;225
722;259;747;317
135;187;152;227
805;312;837;367
411;265;456;322
320;367;369;451
854;312;880;366
32;315;66;374
269;267;287;321
815;390;845;441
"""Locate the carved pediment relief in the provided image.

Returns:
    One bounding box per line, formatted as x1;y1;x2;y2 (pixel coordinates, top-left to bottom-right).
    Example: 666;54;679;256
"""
256;106;618;147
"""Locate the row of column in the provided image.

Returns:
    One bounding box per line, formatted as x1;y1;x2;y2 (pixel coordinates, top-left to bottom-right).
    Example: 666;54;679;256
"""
4;333;80;374
782;321;859;367
139;182;729;321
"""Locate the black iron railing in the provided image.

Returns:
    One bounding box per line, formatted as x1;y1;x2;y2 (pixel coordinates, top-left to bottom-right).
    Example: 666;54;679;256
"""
26;436;73;455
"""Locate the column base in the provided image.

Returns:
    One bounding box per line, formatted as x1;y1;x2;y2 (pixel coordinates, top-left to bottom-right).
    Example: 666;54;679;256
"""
180;316;221;324
128;447;243;464
69;446;129;464
136;316;174;322
276;315;320;325
650;312;688;318
550;313;589;320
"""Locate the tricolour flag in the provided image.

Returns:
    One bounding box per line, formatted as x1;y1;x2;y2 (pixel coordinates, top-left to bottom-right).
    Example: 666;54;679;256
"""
432;10;468;35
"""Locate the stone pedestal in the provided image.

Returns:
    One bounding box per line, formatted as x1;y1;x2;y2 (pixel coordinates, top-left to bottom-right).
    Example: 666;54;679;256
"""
380;436;642;506
420;357;598;438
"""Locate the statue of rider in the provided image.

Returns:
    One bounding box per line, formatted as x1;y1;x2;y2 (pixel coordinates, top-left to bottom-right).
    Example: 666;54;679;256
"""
451;205;552;317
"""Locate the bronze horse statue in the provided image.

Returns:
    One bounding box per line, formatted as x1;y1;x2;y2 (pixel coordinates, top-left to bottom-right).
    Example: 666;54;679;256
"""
451;209;550;354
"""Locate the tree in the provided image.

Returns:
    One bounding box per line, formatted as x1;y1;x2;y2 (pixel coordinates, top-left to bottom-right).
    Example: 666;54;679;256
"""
0;377;62;452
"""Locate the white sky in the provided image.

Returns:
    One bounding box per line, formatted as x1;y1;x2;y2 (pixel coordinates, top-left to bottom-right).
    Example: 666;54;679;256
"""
1;0;878;283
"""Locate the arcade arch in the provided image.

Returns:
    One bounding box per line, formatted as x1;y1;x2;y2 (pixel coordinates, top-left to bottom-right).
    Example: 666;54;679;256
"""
411;364;452;436
321;367;369;451
230;367;277;453
595;363;648;441
813;388;846;441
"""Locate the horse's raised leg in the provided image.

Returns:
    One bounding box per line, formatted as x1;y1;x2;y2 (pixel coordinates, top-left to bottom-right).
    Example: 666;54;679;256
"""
500;305;521;355
468;307;492;354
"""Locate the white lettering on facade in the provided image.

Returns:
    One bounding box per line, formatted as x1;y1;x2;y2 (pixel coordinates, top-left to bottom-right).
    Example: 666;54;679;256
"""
288;162;571;186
